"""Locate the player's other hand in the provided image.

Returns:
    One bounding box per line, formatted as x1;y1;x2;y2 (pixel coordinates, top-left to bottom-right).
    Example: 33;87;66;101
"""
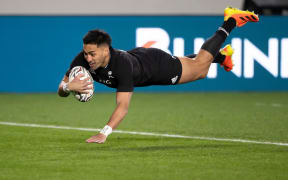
86;133;107;143
68;74;93;94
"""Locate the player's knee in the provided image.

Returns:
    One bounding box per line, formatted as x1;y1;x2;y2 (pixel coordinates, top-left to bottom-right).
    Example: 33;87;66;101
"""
196;63;210;80
198;74;206;80
189;70;208;81
190;72;207;81
198;71;208;80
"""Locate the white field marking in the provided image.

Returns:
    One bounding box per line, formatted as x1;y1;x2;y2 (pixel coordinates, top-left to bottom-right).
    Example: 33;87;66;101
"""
255;102;283;108
0;121;288;147
271;103;282;107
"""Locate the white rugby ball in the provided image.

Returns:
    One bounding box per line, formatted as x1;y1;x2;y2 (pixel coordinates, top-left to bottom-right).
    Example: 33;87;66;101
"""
69;66;94;102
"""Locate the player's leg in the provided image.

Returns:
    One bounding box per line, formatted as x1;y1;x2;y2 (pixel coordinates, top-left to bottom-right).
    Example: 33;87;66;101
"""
178;7;259;84
186;44;234;72
178;49;214;83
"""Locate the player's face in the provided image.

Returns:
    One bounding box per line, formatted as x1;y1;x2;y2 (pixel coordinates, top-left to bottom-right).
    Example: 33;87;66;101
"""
83;44;109;70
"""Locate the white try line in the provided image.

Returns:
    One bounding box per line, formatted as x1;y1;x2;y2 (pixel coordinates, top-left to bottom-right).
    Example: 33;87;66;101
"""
0;121;288;147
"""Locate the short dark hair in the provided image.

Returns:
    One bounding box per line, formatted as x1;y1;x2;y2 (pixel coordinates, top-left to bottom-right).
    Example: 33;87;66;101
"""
83;29;112;46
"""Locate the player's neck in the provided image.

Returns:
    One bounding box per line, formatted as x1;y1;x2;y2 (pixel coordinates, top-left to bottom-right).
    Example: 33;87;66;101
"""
102;52;110;68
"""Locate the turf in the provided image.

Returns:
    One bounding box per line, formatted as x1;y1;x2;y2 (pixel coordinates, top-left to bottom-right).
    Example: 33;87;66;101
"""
0;92;288;179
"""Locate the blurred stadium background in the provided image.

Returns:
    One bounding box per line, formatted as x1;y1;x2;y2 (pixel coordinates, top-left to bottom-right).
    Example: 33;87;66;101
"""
0;0;288;92
0;0;288;179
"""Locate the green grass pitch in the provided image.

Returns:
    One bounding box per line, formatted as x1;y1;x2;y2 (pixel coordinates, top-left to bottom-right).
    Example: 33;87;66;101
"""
0;92;288;180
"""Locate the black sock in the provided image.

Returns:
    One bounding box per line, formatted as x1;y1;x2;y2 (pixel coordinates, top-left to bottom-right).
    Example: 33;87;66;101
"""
201;18;236;57
186;53;225;64
221;18;237;34
185;54;196;58
200;32;226;58
213;52;225;64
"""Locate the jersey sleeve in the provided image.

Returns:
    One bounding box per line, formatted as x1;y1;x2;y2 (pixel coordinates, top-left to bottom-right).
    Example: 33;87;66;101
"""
65;51;89;77
116;54;134;92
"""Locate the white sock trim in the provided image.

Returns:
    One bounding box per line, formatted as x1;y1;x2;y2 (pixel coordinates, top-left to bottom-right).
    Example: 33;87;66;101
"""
218;27;229;37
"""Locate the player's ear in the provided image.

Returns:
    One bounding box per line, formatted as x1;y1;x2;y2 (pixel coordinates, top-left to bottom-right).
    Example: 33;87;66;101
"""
103;45;109;56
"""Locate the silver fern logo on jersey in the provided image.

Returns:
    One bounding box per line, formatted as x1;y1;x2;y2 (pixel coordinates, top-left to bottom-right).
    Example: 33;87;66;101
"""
108;71;114;78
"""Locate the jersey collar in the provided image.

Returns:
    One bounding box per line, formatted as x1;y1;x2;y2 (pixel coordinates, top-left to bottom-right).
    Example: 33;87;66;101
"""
105;46;115;69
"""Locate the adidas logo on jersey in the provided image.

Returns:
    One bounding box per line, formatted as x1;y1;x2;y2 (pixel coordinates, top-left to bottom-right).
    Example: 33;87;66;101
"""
171;76;178;84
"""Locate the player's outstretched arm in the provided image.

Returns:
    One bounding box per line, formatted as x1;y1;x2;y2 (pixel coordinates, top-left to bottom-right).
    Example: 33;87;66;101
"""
86;91;133;143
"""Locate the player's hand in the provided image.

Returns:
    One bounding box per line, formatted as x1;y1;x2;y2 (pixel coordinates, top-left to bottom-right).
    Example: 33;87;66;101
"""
68;74;93;94
86;133;107;143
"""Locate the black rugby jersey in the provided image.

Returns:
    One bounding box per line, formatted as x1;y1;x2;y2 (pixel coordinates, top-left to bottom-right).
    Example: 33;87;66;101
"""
66;47;182;92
